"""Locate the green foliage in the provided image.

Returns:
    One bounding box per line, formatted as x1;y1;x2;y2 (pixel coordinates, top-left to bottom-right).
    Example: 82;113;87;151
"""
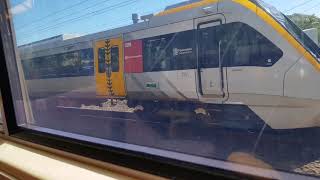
288;13;320;43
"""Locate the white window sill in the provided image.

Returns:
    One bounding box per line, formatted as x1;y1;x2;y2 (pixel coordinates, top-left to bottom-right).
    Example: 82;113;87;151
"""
0;136;164;180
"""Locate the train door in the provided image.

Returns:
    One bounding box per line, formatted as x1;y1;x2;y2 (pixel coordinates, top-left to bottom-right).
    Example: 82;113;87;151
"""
94;37;126;97
195;16;227;102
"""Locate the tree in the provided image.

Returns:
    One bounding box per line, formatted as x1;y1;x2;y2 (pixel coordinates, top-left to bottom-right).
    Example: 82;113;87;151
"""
288;13;320;44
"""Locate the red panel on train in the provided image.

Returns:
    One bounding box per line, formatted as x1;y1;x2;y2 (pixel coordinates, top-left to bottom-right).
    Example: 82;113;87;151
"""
124;40;143;73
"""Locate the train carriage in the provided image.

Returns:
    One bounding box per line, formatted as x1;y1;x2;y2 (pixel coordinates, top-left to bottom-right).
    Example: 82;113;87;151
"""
19;0;320;129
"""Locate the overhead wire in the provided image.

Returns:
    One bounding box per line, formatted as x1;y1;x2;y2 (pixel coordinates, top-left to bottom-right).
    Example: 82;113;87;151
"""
18;6;161;44
302;1;320;14
284;0;315;13
16;0;91;30
16;0;113;32
17;0;139;38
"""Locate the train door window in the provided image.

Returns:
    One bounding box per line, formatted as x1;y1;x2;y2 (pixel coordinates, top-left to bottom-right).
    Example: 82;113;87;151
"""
198;26;220;68
222;22;283;67
98;48;106;73
111;46;119;72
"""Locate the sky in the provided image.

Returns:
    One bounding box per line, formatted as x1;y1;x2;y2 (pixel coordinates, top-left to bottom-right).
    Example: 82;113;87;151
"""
9;0;320;45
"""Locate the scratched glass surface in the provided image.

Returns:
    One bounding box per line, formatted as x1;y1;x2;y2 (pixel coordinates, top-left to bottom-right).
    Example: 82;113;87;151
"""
3;0;320;178
0;93;3;132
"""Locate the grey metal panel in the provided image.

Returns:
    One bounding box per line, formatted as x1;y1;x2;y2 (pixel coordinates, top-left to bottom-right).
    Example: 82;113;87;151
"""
124;19;194;41
194;13;226;27
125;70;198;101
124;2;218;41
26;76;95;97
147;5;217;28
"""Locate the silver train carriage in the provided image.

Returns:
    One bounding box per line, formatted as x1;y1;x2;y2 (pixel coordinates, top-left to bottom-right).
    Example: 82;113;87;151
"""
18;0;320;129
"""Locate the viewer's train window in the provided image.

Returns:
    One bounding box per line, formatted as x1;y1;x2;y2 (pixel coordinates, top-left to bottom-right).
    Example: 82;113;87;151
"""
2;0;320;179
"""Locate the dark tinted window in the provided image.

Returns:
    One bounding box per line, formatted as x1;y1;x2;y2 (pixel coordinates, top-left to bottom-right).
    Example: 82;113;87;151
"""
22;59;33;79
198;22;283;68
31;55;60;79
143;30;195;72
224;23;283;67
59;51;80;76
22;49;94;80
43;55;60;77
98;48;106;73
111;47;119;72
198;24;221;68
80;48;94;76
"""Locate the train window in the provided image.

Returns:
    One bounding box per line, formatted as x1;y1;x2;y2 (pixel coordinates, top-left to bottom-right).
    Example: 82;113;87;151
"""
143;31;195;72
32;56;60;79
198;26;220;68
198;22;283;68
60;51;80;76
43;55;60;78
22;59;33;80
171;30;196;70
143;34;173;71
98;48;106;73
111;47;119;72
222;22;283;67
80;48;94;76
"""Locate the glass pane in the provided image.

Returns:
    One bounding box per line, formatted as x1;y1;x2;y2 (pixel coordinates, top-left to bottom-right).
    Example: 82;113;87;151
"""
0;93;4;132
98;48;105;73
111;46;119;72
2;0;320;178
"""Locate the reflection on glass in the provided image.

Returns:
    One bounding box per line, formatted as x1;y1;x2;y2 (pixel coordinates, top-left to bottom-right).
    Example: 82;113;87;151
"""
0;93;4;132
3;0;320;178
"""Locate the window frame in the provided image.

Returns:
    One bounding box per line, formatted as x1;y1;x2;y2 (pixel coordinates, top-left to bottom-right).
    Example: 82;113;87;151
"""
0;0;314;179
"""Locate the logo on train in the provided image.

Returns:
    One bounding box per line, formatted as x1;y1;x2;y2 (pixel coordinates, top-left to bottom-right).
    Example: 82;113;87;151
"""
173;48;193;56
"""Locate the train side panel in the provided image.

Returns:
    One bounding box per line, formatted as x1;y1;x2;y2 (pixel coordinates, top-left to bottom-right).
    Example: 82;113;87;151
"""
123;19;198;102
125;70;198;101
283;54;320;128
